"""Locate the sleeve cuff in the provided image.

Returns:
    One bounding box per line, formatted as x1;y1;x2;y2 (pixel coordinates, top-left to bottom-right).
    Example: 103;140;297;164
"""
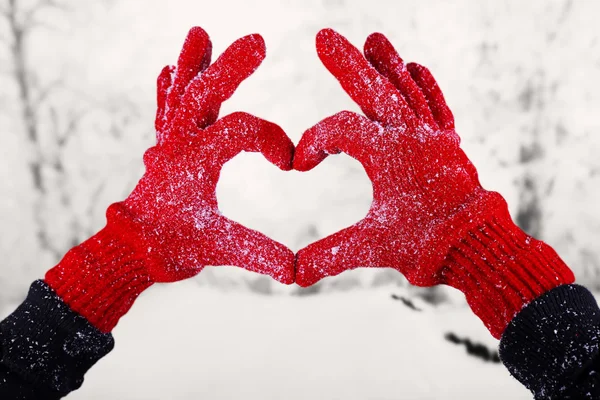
0;280;115;397
499;284;600;398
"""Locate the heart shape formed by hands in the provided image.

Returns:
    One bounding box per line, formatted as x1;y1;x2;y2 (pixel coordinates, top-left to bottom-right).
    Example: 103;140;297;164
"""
44;26;574;340
216;151;373;254
170;26;486;294
131;26;486;290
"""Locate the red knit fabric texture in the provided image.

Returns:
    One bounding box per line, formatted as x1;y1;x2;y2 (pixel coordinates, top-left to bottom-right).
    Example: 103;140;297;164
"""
293;29;575;338
45;220;153;333
442;205;574;339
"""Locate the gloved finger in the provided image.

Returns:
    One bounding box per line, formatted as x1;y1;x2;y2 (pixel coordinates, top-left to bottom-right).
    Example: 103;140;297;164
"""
406;62;455;130
165;27;212;116
316;28;415;128
205;112;294;171
176;33;267;131
293;111;381;172
203;215;295;284
155;65;174;135
295;221;390;287
364;33;438;129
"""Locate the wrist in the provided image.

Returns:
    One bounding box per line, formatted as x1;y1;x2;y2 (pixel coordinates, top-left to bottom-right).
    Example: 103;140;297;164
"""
0;281;114;395
45;205;154;332
440;196;574;338
499;284;600;398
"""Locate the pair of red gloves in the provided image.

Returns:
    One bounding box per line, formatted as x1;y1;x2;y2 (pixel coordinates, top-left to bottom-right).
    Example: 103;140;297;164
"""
45;27;574;340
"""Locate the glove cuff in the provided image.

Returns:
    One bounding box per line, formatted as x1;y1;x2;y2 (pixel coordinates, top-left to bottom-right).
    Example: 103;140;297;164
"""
441;198;574;339
45;207;153;333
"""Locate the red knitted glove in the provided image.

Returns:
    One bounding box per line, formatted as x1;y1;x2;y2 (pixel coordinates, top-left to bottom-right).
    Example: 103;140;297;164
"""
45;27;295;333
294;29;574;338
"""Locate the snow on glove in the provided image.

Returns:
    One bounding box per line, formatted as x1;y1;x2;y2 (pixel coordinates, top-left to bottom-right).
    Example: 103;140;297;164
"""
294;29;574;338
45;27;295;333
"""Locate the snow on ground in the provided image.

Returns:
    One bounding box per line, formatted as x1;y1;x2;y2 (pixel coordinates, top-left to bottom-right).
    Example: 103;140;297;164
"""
59;281;529;400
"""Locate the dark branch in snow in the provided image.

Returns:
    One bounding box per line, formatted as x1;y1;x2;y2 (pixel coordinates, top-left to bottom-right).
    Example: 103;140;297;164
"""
516;174;543;237
390;294;422;312
444;332;501;363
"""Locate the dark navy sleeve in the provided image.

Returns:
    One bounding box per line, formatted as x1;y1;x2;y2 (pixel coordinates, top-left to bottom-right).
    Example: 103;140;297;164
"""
499;284;600;399
0;280;114;399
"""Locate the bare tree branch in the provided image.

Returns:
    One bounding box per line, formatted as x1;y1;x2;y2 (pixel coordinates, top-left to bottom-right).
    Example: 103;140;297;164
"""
47;104;86;149
0;0;83;264
8;0;68;36
57;109;85;147
33;77;63;108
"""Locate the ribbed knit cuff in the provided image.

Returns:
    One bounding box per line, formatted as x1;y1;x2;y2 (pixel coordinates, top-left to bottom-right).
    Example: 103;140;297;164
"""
441;203;574;339
45;222;153;333
499;284;600;399
0;280;114;396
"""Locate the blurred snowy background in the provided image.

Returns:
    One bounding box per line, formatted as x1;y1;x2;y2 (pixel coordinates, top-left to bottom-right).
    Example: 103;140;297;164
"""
1;0;599;398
